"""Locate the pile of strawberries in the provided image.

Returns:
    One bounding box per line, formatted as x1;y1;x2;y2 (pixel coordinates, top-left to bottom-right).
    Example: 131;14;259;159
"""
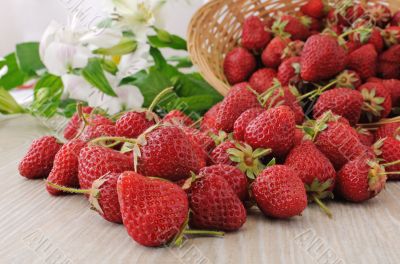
18;0;400;248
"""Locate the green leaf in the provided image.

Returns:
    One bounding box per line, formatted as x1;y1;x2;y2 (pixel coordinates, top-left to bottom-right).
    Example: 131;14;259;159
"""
168;56;193;68
148;33;187;50
82;58;117;97
93;38;137;56
0;53;27;90
165;95;217;115
58;99;78;118
0;87;25;114
150;47;167;69
175;73;223;101
15;42;45;75
30;73;63;117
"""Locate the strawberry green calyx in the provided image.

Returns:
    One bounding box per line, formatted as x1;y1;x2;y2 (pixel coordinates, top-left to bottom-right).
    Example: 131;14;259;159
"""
336;71;359;89
271;18;291;39
209;130;230;147
305;178;334;218
382;29;400;47
360;88;385;121
302;111;338;141
281;41;304;60
258;79;284;108
372;138;385;156
227;142;272;180
367;161;387;196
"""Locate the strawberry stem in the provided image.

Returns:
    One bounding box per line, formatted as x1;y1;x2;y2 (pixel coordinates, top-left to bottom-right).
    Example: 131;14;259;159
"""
90;136;137;145
46;181;90;195
312;195;333;219
382;160;400;167
148;87;174;113
296;79;338;102
183;230;225;237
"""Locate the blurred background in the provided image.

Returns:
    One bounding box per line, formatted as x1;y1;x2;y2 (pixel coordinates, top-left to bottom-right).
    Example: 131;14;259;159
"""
0;0;205;56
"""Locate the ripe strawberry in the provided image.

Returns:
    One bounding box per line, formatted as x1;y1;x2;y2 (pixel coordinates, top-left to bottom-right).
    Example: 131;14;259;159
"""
46;139;86;196
383;26;400;46
138;126;202;181
301;35;347;82
224;47;257;85
345;40;361;54
367;3;392;28
272;15;310;41
358;82;392;122
163;110;194;127
326;5;364;27
356;128;375;147
349;25;384;53
347;44;377;80
375;122;400;140
78;145;132;190
294;128;305;146
335;70;362;89
245;105;296;157
251;165;307;218
391;11;400;26
199;164;248;201
313;88;364;126
215;83;260;132
186;172;246;231
19;136;62;179
262;37;290;68
249;68;277;93
277;57;301;86
80;124;116;142
200;102;222;132
379;137;400;180
180;126;210;168
242;16;271;50
382;79;400;107
281;40;305;60
233;107;265;141
336;157;386;202
63;106;93;140
118;171;189;246
115;112;155;139
378;45;400;79
300;0;329;19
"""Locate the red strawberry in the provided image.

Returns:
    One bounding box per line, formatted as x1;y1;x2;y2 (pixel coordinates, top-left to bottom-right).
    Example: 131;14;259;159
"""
356;128;375;147
262;37;290;69
215;83;260;132
186;172;246;231
46;139;86;195
199;164;248;201
347;44;377;80
382;25;400;47
335;70;362;89
163;110;194;127
19;136;62;179
180;126;210;168
313;88;364;126
378;45;400;79
242;16;271;50
379;137;400;180
63;106;93;140
367;3;392;28
245;105;296;157
80;124;116;142
277;57;301;86
281;40;305;60
115;112;155;139
224;47;257;85
382;79;400;107
200;102;222;132
78;145;132;190
375;122;400;140
118;171;189;246
249;68;277;93
294;128;305;146
210;141;236;166
358;82;392;122
336;157;386;202
345;40;361;54
251;165;307;218
329;4;365;26
301;34;347;82
391;11;400;26
349;26;383;53
138;126;202;181
300;0;329;19
272;15;310;41
233;107;265;141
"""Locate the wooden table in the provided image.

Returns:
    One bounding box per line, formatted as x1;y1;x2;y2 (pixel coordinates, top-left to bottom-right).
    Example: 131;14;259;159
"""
1;115;400;264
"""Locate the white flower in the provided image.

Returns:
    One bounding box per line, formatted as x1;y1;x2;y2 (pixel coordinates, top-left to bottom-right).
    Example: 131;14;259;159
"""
117;40;151;78
80;28;123;49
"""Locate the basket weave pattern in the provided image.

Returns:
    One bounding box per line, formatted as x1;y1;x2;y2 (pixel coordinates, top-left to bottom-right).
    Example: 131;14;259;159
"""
187;0;400;96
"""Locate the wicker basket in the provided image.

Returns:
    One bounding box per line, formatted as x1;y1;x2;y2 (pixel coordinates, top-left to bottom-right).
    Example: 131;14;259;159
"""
187;0;400;96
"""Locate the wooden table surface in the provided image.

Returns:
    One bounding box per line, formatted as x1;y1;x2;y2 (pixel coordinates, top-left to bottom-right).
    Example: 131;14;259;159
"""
1;115;400;264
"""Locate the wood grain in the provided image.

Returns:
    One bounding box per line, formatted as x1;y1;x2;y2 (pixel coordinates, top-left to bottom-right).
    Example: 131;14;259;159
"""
1;115;400;264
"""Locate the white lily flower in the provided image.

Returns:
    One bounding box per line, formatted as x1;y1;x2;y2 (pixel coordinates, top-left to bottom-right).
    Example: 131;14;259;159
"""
117;40;151;78
80;28;123;49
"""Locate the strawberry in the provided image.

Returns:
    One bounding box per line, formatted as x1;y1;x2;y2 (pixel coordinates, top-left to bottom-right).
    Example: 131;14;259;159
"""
281;40;305;60
300;0;329;19
251;165;307;218
382;79;400;107
336;157;386;202
375;122;400;140
233;107;265;141
242;16;271;51
215;83;260;132
163;110;194;127
356;128;375;147
391;11;400;26
137;126;203;181
117;171;189;246
294;128;306;146
349;25;383;53
327;4;364;27
335;70;362;89
19;136;62;179
383;26;400;47
358;82;392;122
367;3;392;28
63;106;93;140
379;137;400;180
272;15;310;41
313;88;364;126
199;164;248;201
78;145;132;190
262;37;290;69
301;34;347;82
115;112;155;139
210;141;237;166
186;172;246;231
46;139;86;196
347;44;378;80
180;126;210;168
200;102;221;132
377;45;400;79
224;47;257;85
277;57;301;86
245;105;296;157
249;68;277;93
80;124;116;142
